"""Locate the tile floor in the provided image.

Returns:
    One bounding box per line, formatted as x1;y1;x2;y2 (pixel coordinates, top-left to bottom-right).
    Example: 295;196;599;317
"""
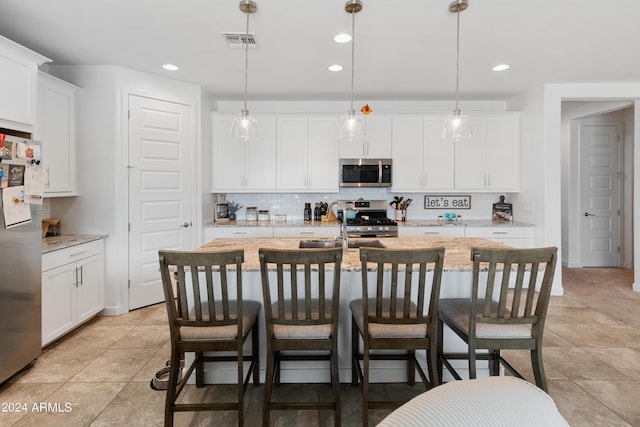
0;267;638;426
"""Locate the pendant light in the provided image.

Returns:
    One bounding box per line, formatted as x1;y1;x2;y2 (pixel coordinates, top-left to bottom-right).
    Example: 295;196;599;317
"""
443;0;472;141
231;0;258;141
339;0;364;142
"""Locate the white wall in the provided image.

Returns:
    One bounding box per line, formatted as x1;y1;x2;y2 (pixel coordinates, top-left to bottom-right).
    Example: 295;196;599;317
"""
48;65;203;315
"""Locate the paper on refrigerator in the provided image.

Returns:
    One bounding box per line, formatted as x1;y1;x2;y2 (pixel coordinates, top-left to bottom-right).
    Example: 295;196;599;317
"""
2;186;32;228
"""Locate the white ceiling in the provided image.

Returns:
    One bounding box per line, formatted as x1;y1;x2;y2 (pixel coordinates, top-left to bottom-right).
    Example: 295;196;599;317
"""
0;0;639;102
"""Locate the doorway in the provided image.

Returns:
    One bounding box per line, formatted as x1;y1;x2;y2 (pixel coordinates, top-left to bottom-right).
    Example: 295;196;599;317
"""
562;102;634;269
127;94;195;310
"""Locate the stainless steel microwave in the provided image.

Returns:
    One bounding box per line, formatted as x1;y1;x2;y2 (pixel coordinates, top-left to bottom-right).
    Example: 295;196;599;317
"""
339;158;392;187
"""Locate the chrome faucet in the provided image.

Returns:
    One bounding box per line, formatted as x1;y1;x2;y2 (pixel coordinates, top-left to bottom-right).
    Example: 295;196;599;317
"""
329;200;348;252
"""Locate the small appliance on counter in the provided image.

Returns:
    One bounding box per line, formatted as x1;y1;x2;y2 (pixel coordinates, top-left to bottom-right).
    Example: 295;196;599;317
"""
492;195;513;222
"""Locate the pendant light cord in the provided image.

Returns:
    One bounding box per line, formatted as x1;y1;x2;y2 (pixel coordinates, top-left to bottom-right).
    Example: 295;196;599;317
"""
350;7;356;112
455;7;460;111
243;8;250;113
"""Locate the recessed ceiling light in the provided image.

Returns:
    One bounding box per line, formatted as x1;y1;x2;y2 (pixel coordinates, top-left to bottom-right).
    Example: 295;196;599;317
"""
162;64;179;71
328;64;343;72
492;64;510;72
334;33;352;43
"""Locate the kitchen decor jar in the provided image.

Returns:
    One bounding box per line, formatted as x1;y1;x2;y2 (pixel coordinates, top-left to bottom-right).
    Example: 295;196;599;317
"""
258;210;270;221
246;207;258;221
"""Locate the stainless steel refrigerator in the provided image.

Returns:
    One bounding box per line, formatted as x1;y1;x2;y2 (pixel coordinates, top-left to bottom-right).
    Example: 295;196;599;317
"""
0;134;42;384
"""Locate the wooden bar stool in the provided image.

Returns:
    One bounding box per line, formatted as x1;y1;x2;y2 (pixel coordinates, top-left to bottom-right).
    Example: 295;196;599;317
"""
158;249;260;426
259;247;343;427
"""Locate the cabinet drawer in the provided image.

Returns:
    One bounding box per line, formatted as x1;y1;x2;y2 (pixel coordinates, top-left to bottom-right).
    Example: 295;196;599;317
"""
42;240;103;272
206;227;274;240
465;227;534;239
399;227;465;238
273;226;340;238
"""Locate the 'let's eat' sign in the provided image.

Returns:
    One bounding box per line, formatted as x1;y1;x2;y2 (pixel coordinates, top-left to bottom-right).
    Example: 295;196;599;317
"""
424;195;471;209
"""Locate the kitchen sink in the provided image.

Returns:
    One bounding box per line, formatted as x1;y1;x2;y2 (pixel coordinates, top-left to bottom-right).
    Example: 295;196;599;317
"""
298;239;386;249
298;240;341;248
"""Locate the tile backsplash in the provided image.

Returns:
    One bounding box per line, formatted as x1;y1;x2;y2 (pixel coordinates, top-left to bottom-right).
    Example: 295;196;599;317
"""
214;189;512;222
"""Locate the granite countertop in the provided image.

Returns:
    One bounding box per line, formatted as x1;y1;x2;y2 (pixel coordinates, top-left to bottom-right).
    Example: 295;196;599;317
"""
198;237;505;271
206;219;533;228
42;234;107;254
205;220;341;228
397;220;534;228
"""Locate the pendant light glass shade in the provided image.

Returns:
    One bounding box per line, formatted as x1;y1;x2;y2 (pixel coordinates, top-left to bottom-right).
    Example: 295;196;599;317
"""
232;0;257;141
443;109;472;140
340;0;364;142
231;109;258;141
339;109;364;142
443;0;472;141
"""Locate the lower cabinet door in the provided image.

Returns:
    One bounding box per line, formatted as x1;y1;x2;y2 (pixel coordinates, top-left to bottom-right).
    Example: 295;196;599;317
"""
76;254;104;323
42;264;76;346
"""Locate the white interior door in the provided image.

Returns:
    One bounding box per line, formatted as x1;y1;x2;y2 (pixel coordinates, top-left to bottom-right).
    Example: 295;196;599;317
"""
128;94;193;310
579;123;620;267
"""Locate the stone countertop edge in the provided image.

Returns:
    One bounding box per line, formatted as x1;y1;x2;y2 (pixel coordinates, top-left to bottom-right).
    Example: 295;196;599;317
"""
205;220;341;227
42;234;108;254
205;219;533;228
198;237;507;272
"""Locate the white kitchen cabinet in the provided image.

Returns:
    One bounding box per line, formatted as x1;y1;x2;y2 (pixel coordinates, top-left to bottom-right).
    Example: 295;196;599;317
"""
339;115;392;158
393;113;519;192
212;114;277;192
38;72;80;196
277;116;339;192
273;226;340;239
391;115;425;192
398;226;465;238
465;226;534;248
204;226;274;241
453;114;520;192
41;239;104;346
0;36;50;126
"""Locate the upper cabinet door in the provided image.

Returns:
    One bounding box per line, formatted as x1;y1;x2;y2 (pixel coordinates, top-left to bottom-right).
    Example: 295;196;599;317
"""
307;117;339;191
276;116;309;190
39;72;80;196
244;116;277;191
339;115;392;158
391;115;425;192
0;36;50;126
423;117;455;190
212;114;277;192
212;115;246;191
485;116;519;191
454;118;487;190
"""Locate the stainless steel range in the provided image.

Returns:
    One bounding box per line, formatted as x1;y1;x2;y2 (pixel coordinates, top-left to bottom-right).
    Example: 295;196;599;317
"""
339;199;398;238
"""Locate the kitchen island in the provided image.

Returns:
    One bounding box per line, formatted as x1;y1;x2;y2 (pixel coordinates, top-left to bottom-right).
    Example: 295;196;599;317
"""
191;236;506;384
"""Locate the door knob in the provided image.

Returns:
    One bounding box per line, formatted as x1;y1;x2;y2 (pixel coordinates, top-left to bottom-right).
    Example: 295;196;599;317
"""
584;212;595;217
179;221;191;228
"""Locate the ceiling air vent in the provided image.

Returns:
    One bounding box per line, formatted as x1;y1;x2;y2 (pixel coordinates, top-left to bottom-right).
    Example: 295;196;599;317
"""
222;32;257;49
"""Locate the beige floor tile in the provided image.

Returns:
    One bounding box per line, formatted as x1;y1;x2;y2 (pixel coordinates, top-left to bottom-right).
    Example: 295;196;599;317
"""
13;348;105;384
501;349;568;382
546;306;625;326
90;381;165;427
585;347;640;380
542;347;628;380
53;324;134;351
12;382;126;427
69;348;158;383
132;343;172;383
548;379;631;426
0;383;63;425
574;380;640;426
547;323;631;348
110;324;169;350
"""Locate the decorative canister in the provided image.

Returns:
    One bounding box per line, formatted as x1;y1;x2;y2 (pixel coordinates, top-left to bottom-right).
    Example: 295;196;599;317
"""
246;207;258;221
258;210;270;221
